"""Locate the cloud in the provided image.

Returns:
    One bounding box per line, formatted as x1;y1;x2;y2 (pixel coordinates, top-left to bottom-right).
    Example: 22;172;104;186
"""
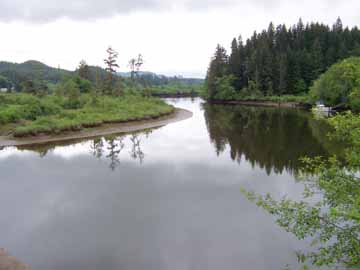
0;0;281;23
0;0;160;22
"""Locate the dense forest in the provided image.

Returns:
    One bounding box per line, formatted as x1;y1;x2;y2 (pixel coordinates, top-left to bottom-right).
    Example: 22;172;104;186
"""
205;18;360;100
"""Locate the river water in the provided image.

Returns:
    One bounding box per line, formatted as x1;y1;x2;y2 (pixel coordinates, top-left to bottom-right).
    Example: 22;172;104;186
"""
0;98;338;270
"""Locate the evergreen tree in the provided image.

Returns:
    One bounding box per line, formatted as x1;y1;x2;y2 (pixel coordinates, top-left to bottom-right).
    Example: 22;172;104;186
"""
278;54;288;95
205;18;360;99
205;45;228;99
310;39;324;80
229;38;242;90
103;46;120;95
77;60;90;80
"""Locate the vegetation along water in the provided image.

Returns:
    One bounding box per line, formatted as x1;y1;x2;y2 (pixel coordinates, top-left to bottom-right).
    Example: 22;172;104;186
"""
0;16;360;270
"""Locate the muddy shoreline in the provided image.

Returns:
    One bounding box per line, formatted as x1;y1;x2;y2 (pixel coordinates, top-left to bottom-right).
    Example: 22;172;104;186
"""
0;108;192;148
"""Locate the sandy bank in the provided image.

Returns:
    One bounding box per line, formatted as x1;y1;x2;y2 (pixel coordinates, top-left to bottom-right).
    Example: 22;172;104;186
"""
0;108;192;148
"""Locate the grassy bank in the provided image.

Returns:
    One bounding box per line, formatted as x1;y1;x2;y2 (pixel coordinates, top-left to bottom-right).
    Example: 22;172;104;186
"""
232;95;310;103
0;93;174;137
150;84;202;96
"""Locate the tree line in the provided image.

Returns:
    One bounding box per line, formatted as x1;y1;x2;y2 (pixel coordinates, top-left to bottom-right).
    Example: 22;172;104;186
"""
205;18;360;99
0;52;203;95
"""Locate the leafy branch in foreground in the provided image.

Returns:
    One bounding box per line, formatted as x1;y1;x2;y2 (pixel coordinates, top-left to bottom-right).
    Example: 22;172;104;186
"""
242;112;360;269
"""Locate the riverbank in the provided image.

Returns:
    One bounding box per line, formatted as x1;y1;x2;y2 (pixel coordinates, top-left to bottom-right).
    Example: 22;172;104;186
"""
0;108;192;147
152;92;199;98
207;99;312;109
0;94;176;138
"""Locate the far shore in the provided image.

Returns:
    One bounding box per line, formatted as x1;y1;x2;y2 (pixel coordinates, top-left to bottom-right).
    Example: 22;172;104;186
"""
0;108;192;148
152;93;199;98
207;99;312;109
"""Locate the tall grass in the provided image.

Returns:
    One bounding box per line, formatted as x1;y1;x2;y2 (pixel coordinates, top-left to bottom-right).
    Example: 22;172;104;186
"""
0;93;174;137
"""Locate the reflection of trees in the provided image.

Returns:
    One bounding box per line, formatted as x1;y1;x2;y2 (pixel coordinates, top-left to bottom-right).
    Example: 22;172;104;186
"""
89;131;148;171
204;104;339;175
17;144;53;158
129;134;145;164
11;128;157;167
90;138;104;159
105;136;125;171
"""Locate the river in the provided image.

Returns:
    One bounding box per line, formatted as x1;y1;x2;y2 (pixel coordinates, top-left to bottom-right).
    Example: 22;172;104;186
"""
0;98;339;270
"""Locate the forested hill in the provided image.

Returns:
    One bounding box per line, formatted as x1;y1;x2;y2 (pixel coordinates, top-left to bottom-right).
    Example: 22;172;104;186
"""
0;60;203;92
206;18;360;99
0;60;71;87
117;71;204;86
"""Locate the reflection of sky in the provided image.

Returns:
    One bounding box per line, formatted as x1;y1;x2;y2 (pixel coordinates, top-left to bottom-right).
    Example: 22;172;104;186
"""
0;98;307;270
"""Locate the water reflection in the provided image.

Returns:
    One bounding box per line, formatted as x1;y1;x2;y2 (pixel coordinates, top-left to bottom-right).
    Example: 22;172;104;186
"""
12;130;152;171
0;98;341;270
129;134;145;164
2;101;339;175
105;137;125;171
203;104;339;175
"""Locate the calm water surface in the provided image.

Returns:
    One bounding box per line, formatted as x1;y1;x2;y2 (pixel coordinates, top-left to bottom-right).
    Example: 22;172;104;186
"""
0;98;338;270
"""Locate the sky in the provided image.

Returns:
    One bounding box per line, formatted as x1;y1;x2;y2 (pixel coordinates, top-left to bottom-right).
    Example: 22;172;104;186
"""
0;0;359;78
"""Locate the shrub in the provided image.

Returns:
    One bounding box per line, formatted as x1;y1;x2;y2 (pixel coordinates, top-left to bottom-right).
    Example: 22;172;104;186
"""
310;57;360;106
7;94;174;137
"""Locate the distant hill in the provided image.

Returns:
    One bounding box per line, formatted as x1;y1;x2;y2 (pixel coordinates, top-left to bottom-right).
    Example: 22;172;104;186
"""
0;60;204;91
0;60;71;84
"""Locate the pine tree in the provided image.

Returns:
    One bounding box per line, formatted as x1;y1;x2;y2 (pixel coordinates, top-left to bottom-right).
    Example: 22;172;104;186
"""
206;18;360;99
78;60;90;80
310;39;324;80
229;38;242;90
206;45;228;99
278;54;288;95
103;46;120;95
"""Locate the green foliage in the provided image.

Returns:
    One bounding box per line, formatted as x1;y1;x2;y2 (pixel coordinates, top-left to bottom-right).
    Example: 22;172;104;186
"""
242;111;360;269
73;76;93;93
21;79;49;96
0;58;203;97
149;83;203;96
205;45;229;99
63;79;81;109
206;18;360;100
294;79;307;95
0;75;10;89
0;60;70;87
0;93;174;137
213;75;237;100
310;57;360;107
349;87;360;112
0;95;62;124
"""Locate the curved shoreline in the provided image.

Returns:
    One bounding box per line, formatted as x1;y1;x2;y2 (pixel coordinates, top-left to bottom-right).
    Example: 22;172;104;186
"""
0;108;193;148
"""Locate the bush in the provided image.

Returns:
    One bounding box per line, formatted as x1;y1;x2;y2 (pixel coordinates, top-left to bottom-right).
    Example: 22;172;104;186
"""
6;93;174;137
310;57;360;106
213;75;238;100
349;87;360;111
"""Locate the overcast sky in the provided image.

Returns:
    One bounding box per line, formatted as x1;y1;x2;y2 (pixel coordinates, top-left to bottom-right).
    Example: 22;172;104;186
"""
0;0;359;78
